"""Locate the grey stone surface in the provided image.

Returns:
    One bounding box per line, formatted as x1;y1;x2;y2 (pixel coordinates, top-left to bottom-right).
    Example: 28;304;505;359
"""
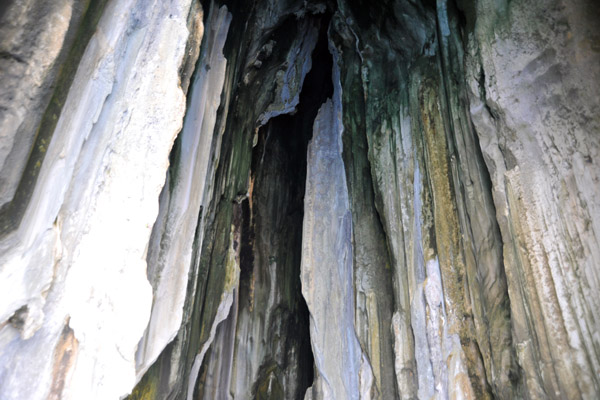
464;0;600;397
0;0;88;208
300;55;374;399
135;3;228;381
0;0;598;399
0;0;196;398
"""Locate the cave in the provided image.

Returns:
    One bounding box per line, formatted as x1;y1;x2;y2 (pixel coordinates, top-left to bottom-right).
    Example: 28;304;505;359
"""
0;0;599;399
193;15;333;398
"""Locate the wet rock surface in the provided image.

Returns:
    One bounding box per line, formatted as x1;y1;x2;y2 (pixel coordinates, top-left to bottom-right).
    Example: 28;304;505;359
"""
0;0;599;399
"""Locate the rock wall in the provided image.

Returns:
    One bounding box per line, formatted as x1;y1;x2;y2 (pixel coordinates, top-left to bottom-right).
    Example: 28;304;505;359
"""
0;0;198;398
0;0;598;399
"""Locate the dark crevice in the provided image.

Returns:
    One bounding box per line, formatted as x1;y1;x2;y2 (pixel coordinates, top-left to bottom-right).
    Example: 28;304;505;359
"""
477;66;499;122
190;10;335;399
238;197;254;290
0;51;27;64
345;0;395;30
0;1;11;21
239;13;333;399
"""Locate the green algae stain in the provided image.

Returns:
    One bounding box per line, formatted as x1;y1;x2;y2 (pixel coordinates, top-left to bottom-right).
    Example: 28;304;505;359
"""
127;368;158;400
255;363;284;400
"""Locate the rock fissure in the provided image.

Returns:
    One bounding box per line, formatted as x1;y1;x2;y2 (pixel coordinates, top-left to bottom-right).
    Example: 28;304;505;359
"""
1;0;599;399
191;9;335;400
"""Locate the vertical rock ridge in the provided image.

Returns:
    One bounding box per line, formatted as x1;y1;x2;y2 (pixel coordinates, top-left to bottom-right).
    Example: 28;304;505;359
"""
0;1;197;399
433;2;517;397
135;2;229;381
463;0;600;397
0;0;598;399
301;49;372;399
0;0;108;224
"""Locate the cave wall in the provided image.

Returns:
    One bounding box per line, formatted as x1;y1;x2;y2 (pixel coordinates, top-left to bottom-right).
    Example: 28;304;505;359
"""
0;0;598;399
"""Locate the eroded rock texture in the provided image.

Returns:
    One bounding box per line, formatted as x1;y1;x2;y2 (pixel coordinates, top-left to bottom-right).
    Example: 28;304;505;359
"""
0;0;598;399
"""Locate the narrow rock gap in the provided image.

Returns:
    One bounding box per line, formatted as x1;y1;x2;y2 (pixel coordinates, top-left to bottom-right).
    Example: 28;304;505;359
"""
195;12;334;399
243;14;334;397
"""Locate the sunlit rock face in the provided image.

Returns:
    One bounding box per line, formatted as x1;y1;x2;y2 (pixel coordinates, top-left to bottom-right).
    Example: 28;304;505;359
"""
0;0;599;399
0;0;198;398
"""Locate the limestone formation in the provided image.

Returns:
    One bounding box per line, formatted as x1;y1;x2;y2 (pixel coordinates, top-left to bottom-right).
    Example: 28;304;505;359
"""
0;0;598;399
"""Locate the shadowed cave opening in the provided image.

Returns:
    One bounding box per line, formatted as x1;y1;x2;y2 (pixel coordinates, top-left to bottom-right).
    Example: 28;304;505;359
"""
194;14;334;399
